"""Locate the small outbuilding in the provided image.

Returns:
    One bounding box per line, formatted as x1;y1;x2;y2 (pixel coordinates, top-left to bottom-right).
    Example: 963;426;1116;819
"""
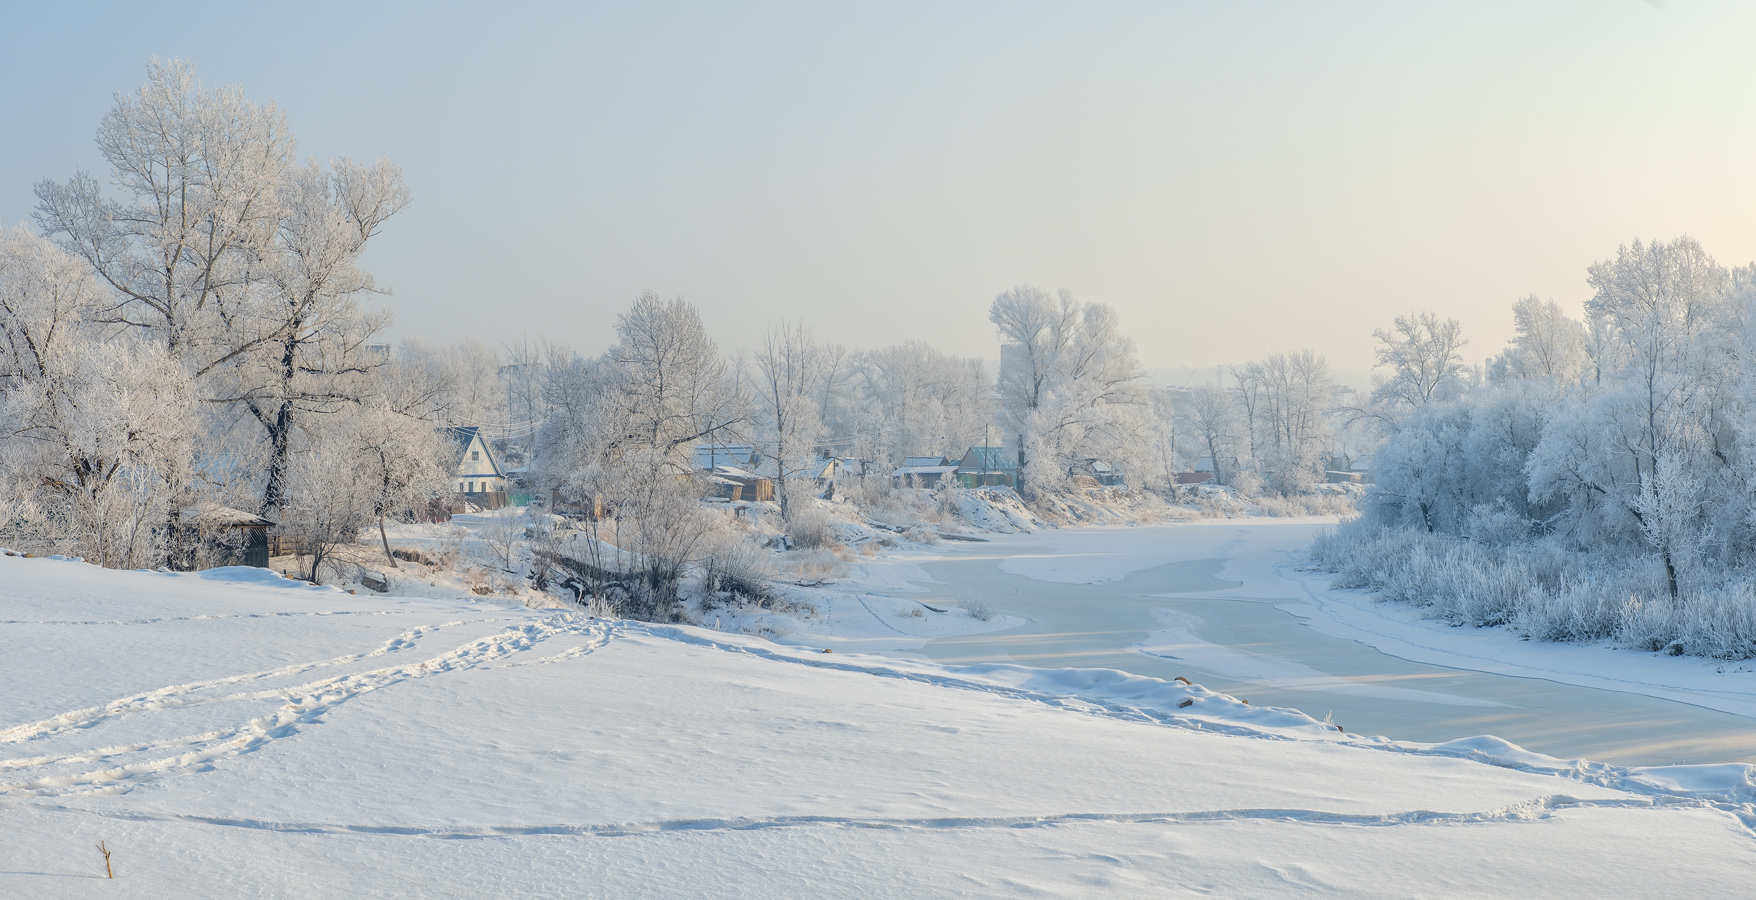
707;465;774;502
183;504;273;568
1071;458;1125;487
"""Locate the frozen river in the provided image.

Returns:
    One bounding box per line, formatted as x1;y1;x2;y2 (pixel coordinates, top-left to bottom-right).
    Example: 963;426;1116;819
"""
914;519;1756;766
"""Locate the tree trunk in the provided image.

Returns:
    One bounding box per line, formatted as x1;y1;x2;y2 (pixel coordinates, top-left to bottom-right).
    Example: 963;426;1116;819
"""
380;514;399;567
258;402;294;517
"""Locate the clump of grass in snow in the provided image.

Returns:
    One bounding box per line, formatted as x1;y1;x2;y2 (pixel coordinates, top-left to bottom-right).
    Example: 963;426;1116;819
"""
961;596;996;621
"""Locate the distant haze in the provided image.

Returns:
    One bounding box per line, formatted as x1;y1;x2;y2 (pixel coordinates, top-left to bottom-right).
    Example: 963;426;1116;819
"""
6;2;1755;370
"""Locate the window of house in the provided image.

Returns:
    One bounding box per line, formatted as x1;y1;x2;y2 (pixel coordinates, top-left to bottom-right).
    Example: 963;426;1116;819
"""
471;450;480;460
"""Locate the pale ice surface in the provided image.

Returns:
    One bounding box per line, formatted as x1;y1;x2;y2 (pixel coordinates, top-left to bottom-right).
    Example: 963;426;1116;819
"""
4;541;1756;897
916;519;1756;765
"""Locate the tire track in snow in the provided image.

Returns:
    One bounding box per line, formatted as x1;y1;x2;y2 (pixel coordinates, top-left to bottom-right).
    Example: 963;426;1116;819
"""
0;616;612;798
32;792;1690;839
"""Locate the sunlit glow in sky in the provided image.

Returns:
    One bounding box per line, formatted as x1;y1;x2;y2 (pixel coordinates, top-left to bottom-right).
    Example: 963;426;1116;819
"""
5;1;1754;371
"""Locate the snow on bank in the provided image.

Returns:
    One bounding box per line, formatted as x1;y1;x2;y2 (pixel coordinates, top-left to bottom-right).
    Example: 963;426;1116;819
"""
1279;556;1756;721
4;553;1756;897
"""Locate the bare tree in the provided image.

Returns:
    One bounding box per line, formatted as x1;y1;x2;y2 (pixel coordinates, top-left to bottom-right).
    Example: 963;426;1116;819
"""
751;321;827;520
1371;311;1468;412
1183;381;1240;485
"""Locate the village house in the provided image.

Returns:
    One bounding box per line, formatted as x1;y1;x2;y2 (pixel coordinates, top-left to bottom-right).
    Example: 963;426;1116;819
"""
691;443;760;471
891;455;959;488
451;426;508;510
955;446;1018;488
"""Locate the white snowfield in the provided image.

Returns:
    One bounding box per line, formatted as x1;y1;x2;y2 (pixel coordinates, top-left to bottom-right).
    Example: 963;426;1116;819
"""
3;555;1756;897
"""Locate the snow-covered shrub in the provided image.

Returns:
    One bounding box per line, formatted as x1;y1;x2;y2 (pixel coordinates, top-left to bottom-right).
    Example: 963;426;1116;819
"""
785;504;837;550
1312;518;1756;657
783;548;849;584
699;525;775;604
961;596;996;621
1252;491;1356;518
1231;469;1263;500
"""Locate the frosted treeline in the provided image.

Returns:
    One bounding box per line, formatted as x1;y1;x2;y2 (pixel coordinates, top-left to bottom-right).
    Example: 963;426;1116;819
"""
2;60;1358;604
1323;236;1756;658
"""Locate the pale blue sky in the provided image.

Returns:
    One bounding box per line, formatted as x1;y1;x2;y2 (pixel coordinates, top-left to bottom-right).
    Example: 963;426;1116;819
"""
4;1;1753;369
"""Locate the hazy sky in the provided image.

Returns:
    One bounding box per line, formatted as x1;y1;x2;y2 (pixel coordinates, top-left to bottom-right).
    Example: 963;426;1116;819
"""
5;1;1755;371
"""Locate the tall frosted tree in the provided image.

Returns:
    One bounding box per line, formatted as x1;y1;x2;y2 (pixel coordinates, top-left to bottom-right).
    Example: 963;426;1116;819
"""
34;59;409;517
990;285;1145;494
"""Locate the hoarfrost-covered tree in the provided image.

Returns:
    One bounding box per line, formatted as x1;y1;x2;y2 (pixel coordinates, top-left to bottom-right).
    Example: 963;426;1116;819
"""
613;291;741;458
1238;351;1336;492
0;225;199;567
1;336;197;568
1489;296;1590;385
1182;381;1240;486
214;156;410;515
533;293;741;618
990;285;1145;494
850;341;992;469
33;58;292;357
1371;312;1468;412
1362;236;1755;605
0;225;105;386
751;321;826;521
34;59;410;519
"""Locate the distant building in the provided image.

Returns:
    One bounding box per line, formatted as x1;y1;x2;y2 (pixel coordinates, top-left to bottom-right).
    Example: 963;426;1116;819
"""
181;504;273;569
451;426;508;509
692;444;760;471
1194;456;1239;475
891;455;959;488
704;465;774;502
955;446;1018;488
1071;458;1125;487
1174;471;1213;486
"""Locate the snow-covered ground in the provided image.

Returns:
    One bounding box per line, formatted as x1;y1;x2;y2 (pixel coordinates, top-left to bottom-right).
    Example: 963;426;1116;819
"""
5;548;1756;897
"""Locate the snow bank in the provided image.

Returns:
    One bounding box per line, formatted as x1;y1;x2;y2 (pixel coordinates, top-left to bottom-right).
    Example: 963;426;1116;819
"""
8;552;1756;897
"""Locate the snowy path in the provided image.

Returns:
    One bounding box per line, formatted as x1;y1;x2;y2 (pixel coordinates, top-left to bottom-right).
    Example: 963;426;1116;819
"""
915;519;1756;766
5;555;1756;896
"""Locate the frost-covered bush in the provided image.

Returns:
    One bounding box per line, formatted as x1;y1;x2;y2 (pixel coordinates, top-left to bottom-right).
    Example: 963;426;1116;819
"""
1252;491;1356;518
782;548;849;584
698;525;775;604
961;596;997;621
1312;519;1756;658
785;505;838;550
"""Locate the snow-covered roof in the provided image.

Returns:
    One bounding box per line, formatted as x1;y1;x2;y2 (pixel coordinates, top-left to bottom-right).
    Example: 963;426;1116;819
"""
691;444;758;470
448;426;507;478
1194;456;1239;473
184;504;273;528
901;456;950;468
892;465;960;478
957;447;1017;473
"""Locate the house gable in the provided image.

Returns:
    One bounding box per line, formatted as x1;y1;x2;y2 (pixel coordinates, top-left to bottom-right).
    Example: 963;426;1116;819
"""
450;427;507;493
